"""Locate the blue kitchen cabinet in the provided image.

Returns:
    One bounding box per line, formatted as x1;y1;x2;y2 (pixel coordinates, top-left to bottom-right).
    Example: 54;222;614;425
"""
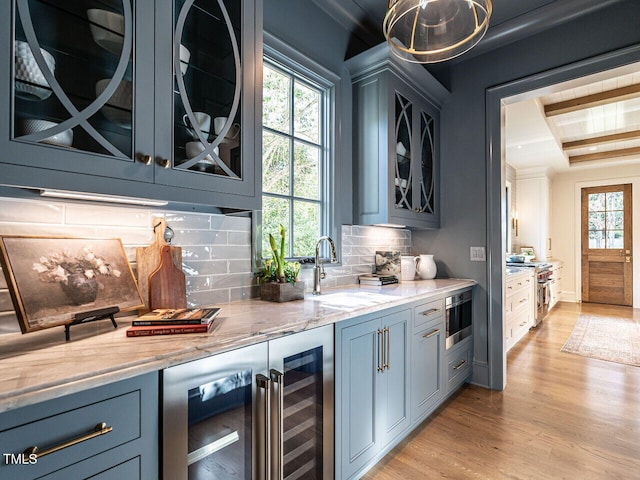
335;307;410;480
445;335;473;394
0;373;158;480
346;43;450;229
0;0;261;210
411;301;445;423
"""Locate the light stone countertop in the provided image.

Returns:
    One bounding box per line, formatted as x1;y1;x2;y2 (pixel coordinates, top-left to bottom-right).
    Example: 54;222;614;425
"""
0;279;475;413
505;266;534;278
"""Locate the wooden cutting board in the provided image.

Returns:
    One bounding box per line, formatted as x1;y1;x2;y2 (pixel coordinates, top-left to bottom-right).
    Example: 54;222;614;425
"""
148;245;187;310
136;217;182;312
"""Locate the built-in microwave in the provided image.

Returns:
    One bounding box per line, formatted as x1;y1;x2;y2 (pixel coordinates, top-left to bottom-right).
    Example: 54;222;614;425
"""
445;289;472;349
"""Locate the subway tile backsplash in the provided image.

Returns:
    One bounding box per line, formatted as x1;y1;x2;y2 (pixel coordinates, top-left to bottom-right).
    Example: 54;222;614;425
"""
0;196;254;333
299;225;412;289
0;195;411;334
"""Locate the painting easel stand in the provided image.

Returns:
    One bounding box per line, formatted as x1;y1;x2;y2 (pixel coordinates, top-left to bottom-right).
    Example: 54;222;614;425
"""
65;306;120;341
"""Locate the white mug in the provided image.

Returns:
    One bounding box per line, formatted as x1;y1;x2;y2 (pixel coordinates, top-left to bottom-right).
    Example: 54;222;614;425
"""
185;141;218;160
213;116;227;135
214;117;241;139
183;112;211;138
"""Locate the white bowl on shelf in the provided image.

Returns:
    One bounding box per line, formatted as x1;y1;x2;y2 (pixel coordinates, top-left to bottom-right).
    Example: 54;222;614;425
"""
185;141;218;164
95;78;132;129
14;40;56;101
87;9;126;55
19;119;73;147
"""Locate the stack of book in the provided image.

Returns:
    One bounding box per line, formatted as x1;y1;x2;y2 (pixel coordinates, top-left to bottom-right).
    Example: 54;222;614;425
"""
358;274;399;286
126;307;221;337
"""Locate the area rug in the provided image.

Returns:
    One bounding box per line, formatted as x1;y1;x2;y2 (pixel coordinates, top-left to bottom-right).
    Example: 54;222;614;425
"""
561;314;640;367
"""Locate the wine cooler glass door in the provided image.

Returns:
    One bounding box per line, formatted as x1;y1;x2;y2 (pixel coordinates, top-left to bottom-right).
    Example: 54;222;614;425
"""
186;370;252;478
163;342;268;480
268;325;334;480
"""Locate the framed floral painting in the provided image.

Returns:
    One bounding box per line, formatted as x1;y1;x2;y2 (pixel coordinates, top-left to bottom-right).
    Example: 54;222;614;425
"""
0;236;143;333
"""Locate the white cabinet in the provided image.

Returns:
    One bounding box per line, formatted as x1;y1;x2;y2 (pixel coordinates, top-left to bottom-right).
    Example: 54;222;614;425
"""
516;175;551;260
505;270;535;352
549;261;563;310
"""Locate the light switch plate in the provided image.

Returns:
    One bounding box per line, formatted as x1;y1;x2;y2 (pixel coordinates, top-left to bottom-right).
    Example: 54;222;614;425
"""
470;246;486;262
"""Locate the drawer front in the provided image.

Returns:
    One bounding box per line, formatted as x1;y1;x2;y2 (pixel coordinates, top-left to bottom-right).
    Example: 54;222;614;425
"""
512;308;533;339
0;388;142;479
414;298;444;331
507;287;530;315
43;455;140;480
506;275;532;296
446;343;472;392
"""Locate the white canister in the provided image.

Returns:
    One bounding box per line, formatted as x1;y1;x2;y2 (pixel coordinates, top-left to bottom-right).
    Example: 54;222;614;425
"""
400;255;418;281
416;254;437;280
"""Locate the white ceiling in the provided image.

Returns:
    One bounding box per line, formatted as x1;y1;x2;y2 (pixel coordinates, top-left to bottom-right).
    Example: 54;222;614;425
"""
505;63;640;175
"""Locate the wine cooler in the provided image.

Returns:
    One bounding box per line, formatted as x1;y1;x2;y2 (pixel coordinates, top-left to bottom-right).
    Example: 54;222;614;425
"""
162;324;334;480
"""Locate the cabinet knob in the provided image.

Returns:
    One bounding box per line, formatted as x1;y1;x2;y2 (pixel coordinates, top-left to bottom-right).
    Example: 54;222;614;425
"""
160;159;171;169
141;155;153;166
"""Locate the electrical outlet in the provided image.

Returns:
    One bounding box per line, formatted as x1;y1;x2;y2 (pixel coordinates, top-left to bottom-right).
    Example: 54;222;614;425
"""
470;246;486;262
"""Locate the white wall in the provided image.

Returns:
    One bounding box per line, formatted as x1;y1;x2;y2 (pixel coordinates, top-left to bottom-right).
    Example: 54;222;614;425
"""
551;164;640;307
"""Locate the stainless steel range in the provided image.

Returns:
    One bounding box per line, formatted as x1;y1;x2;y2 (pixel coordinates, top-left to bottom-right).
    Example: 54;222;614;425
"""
506;262;552;325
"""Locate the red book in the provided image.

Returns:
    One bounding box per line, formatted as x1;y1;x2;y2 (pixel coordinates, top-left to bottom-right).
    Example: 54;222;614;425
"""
126;321;214;337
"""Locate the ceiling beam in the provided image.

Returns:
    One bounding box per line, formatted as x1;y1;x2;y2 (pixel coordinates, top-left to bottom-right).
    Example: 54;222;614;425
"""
544;84;640;117
569;146;640;164
563;130;640;151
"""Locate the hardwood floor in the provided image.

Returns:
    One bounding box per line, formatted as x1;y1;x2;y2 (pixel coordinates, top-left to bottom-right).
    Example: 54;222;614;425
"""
364;302;640;480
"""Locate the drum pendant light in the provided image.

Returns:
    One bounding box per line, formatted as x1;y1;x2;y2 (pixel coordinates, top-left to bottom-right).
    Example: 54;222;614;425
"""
383;0;492;63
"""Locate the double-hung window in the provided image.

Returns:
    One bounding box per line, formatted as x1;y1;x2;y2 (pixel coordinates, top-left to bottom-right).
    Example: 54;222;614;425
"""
261;52;332;259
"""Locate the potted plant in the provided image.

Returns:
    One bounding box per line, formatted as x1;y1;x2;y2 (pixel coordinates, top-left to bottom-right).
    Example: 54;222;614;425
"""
256;225;304;302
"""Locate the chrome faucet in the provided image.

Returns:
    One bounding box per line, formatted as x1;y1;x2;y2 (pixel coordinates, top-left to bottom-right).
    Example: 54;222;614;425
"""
313;236;338;295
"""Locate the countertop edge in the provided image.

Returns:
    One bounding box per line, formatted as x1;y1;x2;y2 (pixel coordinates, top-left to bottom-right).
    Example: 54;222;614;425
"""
0;279;476;413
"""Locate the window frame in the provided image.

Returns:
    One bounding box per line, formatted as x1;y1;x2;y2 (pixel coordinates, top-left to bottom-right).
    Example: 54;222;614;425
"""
258;34;339;264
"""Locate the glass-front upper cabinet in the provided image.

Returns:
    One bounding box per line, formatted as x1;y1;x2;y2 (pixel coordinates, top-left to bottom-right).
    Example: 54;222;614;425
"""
393;92;437;217
5;0;155;182
154;0;260;198
1;0;261;209
347;43;448;229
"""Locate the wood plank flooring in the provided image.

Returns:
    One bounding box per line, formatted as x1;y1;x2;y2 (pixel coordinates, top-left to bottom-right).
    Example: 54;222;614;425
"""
363;302;640;480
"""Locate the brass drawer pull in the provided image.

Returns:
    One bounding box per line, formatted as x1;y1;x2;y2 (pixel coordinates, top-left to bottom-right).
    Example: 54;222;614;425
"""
422;329;440;339
453;360;467;371
420;308;440;317
23;422;113;459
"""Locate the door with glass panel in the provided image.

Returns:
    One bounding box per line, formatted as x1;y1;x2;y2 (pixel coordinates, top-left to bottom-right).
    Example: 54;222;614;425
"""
5;0;155;181
267;325;334;480
390;78;439;226
581;184;632;305
162;325;333;480
153;0;260;197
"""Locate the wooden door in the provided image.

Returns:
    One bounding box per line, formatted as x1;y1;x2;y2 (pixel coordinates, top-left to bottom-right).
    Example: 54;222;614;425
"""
581;184;632;305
